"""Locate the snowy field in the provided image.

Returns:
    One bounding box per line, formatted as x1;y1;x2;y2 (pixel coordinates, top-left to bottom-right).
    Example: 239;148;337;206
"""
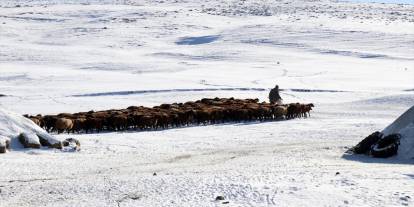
0;0;413;206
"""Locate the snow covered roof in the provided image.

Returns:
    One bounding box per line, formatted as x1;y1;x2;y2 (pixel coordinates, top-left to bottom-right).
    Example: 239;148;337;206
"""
0;106;59;150
382;105;414;160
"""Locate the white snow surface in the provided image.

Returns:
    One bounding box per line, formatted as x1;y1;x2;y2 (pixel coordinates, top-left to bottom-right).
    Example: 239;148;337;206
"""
382;105;414;160
0;0;413;206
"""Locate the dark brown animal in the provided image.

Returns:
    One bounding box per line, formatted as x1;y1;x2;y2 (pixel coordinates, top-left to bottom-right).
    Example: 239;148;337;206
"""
301;103;314;117
55;118;74;134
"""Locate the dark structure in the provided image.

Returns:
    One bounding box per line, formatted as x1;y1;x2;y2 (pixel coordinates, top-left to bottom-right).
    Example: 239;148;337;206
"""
269;85;282;104
370;134;401;158
347;131;383;154
347;131;401;158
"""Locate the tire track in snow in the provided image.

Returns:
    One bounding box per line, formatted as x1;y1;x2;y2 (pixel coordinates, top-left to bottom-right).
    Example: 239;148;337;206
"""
72;88;349;97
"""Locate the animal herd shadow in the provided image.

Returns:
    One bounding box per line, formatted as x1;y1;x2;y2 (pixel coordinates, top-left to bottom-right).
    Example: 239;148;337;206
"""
52;117;297;136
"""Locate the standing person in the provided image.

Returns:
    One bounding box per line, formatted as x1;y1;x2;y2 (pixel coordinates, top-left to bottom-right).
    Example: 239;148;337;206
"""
269;85;282;104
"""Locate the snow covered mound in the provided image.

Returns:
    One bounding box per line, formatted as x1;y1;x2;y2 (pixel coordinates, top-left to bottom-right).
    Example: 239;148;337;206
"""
0;106;61;151
382;105;414;160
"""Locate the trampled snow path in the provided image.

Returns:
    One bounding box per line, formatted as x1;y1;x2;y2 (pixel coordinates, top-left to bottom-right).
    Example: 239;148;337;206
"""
0;0;413;206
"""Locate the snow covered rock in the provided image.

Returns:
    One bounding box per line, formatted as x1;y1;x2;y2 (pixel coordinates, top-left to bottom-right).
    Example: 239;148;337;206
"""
18;132;41;148
0;106;62;152
38;132;63;149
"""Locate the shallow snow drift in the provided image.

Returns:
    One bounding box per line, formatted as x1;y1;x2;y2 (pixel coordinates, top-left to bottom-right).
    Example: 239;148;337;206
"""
382;105;414;160
0;106;61;151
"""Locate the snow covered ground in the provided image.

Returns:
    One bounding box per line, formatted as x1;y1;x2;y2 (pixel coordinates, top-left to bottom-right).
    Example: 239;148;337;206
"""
0;0;413;206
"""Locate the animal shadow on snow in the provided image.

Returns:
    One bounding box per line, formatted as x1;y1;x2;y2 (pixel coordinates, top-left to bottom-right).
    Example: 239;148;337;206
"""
106;120;281;134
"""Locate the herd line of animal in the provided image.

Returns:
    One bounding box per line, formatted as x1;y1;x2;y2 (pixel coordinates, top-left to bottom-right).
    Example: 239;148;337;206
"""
24;97;314;134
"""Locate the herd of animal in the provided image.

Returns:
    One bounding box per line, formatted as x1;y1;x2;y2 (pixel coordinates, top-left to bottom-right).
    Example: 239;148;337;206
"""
24;97;314;134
